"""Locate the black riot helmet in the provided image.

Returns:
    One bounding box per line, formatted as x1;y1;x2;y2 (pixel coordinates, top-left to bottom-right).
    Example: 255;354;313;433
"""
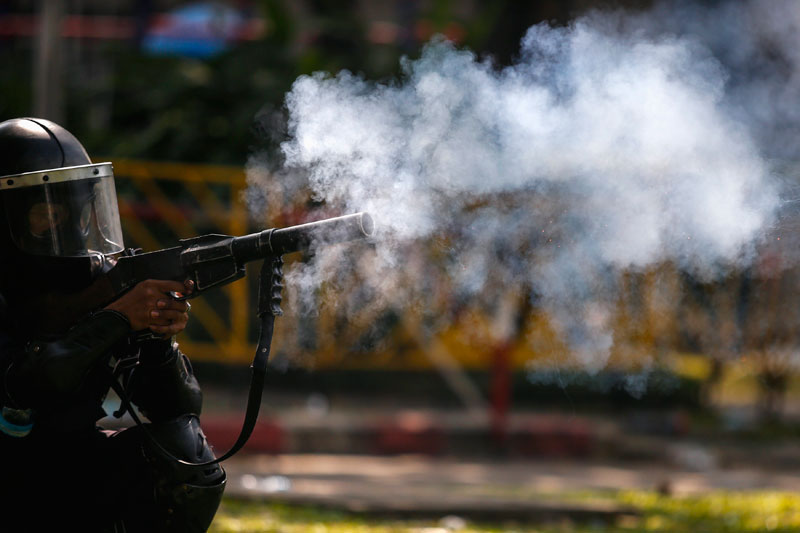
0;118;124;298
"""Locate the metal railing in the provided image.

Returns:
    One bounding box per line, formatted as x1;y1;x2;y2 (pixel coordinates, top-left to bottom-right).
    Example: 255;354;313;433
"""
113;158;253;363
111;158;781;379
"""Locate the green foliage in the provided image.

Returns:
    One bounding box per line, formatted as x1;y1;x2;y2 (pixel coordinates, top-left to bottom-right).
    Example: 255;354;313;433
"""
0;46;32;120
617;490;800;532
0;1;523;165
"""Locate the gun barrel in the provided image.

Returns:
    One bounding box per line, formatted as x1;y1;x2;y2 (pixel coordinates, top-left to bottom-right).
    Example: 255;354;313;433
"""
269;212;374;254
232;212;374;262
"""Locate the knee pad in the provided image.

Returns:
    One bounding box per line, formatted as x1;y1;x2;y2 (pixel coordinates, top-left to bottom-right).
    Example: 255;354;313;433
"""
129;346;203;423
158;475;226;532
143;414;226;532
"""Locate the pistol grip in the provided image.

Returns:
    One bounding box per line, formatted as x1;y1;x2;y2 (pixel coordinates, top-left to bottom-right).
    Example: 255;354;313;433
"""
258;256;284;317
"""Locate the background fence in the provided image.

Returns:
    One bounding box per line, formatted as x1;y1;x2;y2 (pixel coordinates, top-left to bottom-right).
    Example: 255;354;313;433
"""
111;159;711;373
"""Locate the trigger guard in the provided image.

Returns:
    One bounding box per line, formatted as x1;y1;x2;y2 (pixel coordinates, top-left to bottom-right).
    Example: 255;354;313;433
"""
169;291;191;301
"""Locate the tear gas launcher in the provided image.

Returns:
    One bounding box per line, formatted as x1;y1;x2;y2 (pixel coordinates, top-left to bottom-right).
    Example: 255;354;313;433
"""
106;212;374;310
104;212;375;466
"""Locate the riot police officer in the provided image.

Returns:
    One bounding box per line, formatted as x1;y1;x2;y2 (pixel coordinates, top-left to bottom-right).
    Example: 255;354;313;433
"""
0;118;226;531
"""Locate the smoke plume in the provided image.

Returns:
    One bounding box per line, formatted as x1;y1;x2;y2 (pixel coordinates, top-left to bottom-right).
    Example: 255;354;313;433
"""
248;1;798;377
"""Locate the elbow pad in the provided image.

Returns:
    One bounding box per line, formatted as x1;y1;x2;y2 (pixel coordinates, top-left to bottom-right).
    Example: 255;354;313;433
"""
127;340;203;422
6;310;130;408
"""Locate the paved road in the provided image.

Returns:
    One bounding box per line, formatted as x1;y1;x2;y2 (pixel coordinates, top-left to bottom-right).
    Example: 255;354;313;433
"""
220;454;800;521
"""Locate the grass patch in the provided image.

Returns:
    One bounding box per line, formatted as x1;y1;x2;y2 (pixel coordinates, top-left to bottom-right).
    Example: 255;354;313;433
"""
210;490;800;532
615;490;800;532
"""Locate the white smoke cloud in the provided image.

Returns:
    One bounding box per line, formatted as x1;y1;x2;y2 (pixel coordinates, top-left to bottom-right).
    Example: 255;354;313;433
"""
250;1;795;375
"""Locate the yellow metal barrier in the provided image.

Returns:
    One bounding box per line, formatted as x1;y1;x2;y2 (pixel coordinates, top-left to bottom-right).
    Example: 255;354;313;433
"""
109;158;786;378
112;159;253;363
110;158;526;371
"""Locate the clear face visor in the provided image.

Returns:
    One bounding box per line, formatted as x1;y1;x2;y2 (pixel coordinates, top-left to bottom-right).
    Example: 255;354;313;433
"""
0;163;124;257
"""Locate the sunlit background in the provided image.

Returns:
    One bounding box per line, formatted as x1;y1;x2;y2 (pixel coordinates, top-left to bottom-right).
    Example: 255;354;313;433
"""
4;1;800;532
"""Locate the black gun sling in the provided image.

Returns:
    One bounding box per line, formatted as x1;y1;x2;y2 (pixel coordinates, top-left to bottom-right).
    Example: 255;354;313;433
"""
109;257;281;468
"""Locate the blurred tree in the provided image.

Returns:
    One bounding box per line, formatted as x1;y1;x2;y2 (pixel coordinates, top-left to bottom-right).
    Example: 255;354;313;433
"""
298;0;367;75
0;47;33;120
0;0;546;164
477;0;572;66
71;0;300;164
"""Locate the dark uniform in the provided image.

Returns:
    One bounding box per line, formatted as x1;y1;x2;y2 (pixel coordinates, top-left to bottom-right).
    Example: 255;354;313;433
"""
0;118;225;532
